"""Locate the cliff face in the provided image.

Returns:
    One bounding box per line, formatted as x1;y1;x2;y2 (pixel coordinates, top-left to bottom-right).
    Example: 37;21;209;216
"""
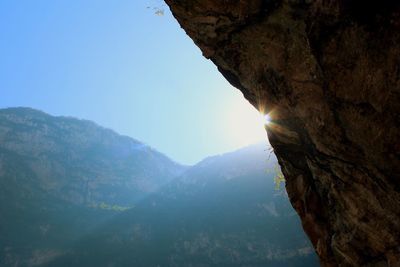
165;1;400;266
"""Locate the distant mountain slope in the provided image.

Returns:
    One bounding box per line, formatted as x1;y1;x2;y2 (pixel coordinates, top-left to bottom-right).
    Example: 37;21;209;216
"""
0;107;185;206
0;108;318;267
47;144;318;267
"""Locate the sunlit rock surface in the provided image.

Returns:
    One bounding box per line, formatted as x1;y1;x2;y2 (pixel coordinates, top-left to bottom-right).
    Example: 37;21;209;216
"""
165;1;400;266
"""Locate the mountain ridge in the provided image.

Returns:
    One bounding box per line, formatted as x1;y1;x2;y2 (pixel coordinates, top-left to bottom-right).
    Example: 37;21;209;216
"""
0;107;186;206
0;107;318;267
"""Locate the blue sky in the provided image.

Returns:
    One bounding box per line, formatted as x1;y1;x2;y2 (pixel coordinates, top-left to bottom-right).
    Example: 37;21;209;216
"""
0;0;268;165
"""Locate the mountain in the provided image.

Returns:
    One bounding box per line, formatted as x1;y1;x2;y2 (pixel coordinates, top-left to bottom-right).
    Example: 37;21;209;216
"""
0;107;186;266
59;144;317;267
0;107;185;206
0;108;318;267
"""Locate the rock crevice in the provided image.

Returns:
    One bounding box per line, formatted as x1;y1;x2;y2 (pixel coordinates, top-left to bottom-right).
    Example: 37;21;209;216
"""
165;1;400;266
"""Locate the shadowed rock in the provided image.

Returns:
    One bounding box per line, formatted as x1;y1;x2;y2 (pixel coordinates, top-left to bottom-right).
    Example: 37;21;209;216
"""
164;1;400;266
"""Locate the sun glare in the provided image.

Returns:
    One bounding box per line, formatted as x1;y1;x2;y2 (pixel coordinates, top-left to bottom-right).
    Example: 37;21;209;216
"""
223;95;270;148
263;113;272;125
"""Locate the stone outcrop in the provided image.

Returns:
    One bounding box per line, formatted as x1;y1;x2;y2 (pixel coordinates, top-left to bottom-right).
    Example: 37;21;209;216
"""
164;1;400;266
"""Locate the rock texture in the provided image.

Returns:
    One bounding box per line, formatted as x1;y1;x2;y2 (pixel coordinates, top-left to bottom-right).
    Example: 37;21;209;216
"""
164;1;400;266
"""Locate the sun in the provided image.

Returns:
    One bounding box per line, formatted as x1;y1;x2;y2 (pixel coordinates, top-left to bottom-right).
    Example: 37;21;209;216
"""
223;97;270;147
263;113;272;125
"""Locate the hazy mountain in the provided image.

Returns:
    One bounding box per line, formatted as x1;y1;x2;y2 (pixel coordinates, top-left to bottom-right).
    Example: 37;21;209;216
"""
0;108;318;267
0;107;185;206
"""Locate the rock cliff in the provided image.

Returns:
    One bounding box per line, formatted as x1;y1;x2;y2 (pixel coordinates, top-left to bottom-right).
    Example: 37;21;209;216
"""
164;1;400;266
